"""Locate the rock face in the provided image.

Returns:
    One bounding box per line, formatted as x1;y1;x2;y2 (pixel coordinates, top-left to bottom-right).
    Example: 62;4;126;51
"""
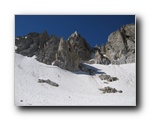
101;24;135;64
15;31;60;64
89;45;111;65
36;35;60;64
15;32;40;57
67;31;91;61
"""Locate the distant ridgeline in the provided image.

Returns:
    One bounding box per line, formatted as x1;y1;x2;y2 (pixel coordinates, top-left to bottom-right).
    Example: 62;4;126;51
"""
15;24;135;71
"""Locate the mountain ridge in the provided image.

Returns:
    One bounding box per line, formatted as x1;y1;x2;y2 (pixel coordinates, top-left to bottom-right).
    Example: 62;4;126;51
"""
15;24;135;71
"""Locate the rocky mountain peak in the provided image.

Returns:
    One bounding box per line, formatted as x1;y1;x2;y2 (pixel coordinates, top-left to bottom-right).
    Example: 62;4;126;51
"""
67;32;91;61
70;31;78;37
102;24;135;64
53;32;91;71
68;31;80;41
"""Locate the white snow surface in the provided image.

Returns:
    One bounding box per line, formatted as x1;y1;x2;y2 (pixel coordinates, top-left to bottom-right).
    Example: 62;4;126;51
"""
15;53;136;106
103;54;109;58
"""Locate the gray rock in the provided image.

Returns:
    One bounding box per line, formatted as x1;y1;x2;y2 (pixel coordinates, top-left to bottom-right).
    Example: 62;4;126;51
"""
99;86;122;94
99;74;119;82
90;45;111;65
36;35;60;64
101;44;106;54
54;38;80;71
15;31;49;57
94;51;110;65
67;31;91;61
99;74;111;80
102;24;135;64
38;79;59;87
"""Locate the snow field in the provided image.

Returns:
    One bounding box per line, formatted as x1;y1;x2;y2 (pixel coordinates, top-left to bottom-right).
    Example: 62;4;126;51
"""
15;53;136;106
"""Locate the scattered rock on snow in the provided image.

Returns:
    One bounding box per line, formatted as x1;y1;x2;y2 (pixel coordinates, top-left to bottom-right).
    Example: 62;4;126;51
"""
38;79;59;87
99;74;119;82
99;86;122;94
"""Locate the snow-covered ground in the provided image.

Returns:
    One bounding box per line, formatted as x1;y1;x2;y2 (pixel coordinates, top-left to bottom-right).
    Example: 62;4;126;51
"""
15;53;136;106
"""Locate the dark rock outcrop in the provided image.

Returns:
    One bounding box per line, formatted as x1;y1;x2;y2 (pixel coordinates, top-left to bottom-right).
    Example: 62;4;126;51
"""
15;31;60;63
15;31;49;57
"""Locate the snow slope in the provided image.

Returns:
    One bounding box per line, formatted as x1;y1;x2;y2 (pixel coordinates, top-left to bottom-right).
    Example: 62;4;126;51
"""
15;53;136;106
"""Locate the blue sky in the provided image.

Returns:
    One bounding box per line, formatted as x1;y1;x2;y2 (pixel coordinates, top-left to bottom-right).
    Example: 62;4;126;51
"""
15;15;135;47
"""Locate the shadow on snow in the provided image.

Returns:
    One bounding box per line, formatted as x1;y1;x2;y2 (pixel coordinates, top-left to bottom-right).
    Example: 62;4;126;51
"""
74;63;106;75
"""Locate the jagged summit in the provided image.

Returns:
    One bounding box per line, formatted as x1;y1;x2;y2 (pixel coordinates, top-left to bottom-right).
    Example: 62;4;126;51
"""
74;31;78;36
68;31;79;40
72;31;78;36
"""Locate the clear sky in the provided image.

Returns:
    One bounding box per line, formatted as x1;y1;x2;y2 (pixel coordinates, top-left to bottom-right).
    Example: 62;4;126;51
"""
15;15;135;47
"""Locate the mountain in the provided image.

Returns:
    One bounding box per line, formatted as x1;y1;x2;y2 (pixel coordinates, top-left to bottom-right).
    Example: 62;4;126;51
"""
15;24;136;106
15;24;135;71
